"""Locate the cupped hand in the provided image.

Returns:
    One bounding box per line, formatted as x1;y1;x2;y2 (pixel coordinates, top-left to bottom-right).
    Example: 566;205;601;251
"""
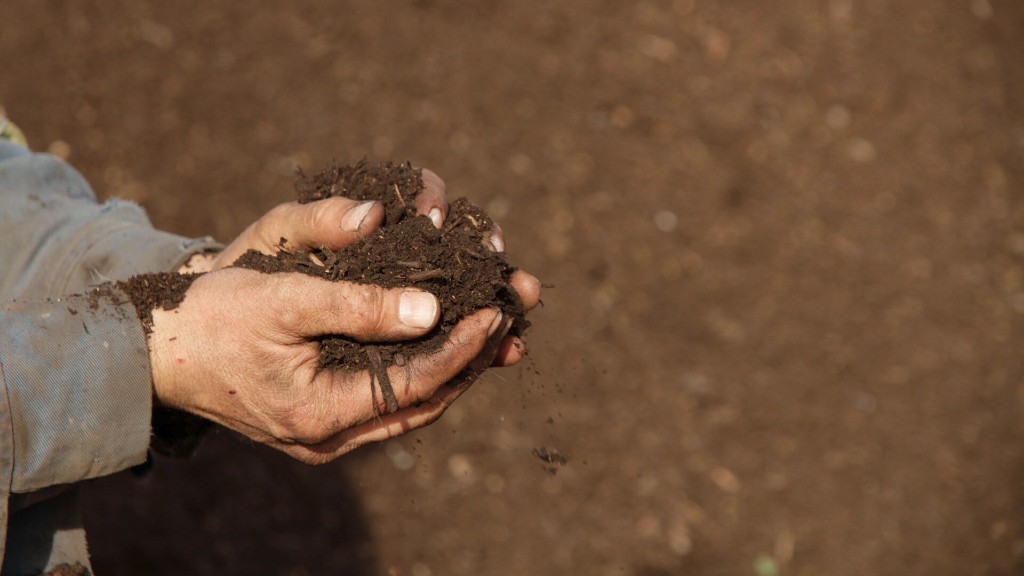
184;168;450;273
180;167;542;367
149;268;513;463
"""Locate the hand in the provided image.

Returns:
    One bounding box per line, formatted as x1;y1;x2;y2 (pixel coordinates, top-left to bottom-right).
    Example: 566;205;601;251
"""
180;167;541;365
156;168;541;461
149;268;507;463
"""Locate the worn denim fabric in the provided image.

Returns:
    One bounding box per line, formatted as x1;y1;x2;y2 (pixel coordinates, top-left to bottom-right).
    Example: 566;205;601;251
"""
0;140;218;574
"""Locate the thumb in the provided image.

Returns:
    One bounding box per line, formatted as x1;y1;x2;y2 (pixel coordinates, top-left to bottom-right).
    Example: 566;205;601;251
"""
217;198;386;267
267;273;440;341
270;197;385;250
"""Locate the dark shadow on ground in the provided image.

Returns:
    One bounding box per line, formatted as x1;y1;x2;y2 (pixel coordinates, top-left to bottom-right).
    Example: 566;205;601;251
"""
81;429;376;576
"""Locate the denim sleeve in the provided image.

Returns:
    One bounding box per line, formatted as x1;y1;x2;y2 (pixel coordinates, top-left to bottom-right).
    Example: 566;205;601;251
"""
0;143;218;299
0;140;220;561
0;293;153;493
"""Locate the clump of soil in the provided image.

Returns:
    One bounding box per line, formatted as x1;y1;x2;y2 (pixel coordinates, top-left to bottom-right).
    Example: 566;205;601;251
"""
234;160;529;408
118;272;200;333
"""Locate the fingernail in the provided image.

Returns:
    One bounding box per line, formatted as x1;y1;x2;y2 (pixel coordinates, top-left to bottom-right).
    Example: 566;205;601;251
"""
485;233;505;253
487;310;504;336
428;207;443;229
341;201;376;232
399;291;439;329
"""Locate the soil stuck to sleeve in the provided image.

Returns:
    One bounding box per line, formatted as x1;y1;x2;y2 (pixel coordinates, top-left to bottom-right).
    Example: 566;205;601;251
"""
233;160;530;374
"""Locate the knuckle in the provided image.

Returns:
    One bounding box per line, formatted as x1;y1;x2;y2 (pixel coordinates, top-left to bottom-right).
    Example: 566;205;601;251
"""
262;396;334;445
268;278;306;326
350;285;389;336
309;200;345;240
254;203;296;246
421;168;446;192
403;365;443;406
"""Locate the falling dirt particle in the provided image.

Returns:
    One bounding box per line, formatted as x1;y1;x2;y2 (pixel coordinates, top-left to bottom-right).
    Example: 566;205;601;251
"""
532;446;569;476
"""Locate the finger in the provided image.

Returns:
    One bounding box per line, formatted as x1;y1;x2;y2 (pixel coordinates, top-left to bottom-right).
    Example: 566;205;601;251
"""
492;335;527;366
323;375;472;458
264;272;440;340
315;307;499;421
351;313;506;438
257;197;385;252
290;313;502;464
509;270;542;310
286;391;453;463
414;168;448;229
481;222;505;254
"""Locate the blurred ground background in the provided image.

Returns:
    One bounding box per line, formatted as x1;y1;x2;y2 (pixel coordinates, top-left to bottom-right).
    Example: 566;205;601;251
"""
4;1;1024;574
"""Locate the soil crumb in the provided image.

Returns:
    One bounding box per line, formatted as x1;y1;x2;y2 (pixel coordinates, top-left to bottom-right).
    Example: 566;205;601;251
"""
117;272;200;333
532;447;569;476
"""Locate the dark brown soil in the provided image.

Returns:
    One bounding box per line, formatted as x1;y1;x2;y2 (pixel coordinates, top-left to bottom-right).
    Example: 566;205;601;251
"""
234;160;528;374
117;272;200;333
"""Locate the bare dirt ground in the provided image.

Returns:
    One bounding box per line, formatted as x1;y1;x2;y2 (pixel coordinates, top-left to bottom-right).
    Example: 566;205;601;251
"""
4;1;1024;574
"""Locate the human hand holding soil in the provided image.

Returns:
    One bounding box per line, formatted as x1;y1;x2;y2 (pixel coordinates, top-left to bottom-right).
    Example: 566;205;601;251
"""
147;269;511;463
179;167;538;366
143;164;540;463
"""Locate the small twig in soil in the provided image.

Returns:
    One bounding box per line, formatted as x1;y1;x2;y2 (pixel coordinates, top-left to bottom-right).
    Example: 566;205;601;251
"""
443;214;465;232
406;268;445;282
322;246;338;267
393;183;406;207
308;253;325;267
366;347;399;414
457;246;486;260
